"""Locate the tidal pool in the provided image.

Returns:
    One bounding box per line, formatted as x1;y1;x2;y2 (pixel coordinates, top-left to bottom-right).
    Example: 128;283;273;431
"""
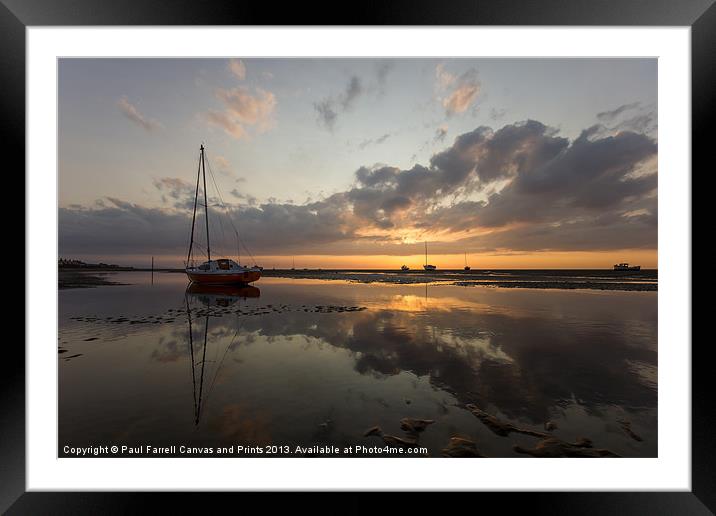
58;271;657;457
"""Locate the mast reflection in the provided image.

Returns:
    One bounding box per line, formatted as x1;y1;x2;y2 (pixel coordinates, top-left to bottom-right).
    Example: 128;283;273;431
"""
184;283;260;425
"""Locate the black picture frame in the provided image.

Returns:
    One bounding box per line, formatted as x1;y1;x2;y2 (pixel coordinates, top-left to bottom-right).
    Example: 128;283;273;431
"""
5;0;708;512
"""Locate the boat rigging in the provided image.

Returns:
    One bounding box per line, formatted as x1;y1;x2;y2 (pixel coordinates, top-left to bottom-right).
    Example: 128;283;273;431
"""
423;241;437;271
185;144;262;285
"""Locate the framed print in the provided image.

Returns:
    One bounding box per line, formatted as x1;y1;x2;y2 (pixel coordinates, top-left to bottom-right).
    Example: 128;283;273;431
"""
5;0;710;512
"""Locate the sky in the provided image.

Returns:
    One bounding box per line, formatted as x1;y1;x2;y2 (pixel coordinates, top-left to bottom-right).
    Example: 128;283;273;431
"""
58;58;657;269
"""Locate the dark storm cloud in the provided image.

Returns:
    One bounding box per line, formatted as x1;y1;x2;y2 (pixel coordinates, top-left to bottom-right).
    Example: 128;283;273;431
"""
59;199;192;255
59;117;657;258
431;120;569;185
60;193;358;256
472;128;657;227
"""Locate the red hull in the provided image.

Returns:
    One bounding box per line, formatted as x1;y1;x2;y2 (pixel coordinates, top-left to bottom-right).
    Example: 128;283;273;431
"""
187;283;260;298
186;270;261;285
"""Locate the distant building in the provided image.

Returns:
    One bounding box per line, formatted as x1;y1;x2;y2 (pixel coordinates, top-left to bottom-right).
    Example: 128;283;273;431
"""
58;258;119;269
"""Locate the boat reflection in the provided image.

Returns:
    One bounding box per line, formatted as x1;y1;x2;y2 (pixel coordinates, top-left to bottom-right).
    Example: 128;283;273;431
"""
186;283;260;307
184;283;259;426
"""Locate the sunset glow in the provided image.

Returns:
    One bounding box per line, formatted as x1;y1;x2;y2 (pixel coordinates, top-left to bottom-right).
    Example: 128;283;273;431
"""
59;58;657;269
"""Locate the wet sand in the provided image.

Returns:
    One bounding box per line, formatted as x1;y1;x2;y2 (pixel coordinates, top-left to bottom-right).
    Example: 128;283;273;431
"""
58;270;130;289
259;269;657;291
62;267;656;292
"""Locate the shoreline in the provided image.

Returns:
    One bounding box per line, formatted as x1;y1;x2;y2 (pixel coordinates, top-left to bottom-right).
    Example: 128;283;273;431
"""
58;268;657;292
260;269;657;291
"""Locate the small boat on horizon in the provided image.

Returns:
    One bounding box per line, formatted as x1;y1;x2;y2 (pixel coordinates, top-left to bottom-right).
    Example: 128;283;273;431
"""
464;252;471;271
401;264;410;271
613;263;641;271
185;144;261;285
423;241;437;271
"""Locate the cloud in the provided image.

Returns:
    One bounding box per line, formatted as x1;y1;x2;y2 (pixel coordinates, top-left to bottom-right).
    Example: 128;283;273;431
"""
313;99;339;131
433;125;448;144
205;110;247;140
117;96;162;131
227;59;246;80
435;63;456;89
592;103;657;138
61;193;357;258
357;133;391;150
410;125;449;163
60;116;657;259
436;65;481;117
597;102;640;122
230;189;257;206
613;111;657;135
313;75;364;131
490;107;507;121
443;71;480;116
340;76;362;110
152;177;199;210
205;87;276;140
312;66;394;131
210;155;239;178
375;61;394;95
216;87;276;129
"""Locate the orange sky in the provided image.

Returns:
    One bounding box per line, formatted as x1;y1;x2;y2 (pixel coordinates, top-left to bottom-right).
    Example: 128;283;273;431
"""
82;249;657;270
254;250;658;269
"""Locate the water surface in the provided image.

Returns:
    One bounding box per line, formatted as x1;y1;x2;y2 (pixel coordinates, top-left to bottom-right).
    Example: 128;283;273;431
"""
59;271;657;457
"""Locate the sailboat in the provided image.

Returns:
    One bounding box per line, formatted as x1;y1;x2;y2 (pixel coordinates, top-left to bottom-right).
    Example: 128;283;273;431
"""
401;264;410;271
464;252;471;271
423;242;437;271
185;144;262;285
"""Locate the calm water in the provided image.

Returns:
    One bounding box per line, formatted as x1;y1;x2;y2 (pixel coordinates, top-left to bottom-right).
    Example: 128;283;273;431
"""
59;271;657;457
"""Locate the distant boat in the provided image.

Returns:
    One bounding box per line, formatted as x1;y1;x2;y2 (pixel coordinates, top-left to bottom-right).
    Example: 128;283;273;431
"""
423;242;437;271
613;263;641;271
464;252;471;271
401;264;410;271
185;144;261;285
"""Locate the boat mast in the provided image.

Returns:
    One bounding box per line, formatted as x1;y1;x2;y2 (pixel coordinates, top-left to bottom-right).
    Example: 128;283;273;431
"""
200;144;211;262
185;294;198;423
425;241;428;266
186;148;203;266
